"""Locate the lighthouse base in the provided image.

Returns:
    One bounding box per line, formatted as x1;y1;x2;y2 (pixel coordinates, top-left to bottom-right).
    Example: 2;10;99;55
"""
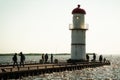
67;59;87;64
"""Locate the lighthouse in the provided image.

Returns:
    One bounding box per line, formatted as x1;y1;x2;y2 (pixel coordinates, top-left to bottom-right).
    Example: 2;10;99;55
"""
69;5;88;62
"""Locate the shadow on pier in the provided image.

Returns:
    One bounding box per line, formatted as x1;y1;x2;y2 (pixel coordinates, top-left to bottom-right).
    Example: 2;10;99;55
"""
0;61;110;79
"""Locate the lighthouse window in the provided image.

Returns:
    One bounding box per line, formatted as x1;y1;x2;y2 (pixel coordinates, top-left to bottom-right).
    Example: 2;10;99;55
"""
76;16;79;19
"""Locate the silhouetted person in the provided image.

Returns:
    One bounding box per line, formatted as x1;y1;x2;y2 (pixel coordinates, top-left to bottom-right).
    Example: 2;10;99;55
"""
93;53;96;61
19;52;25;67
51;54;53;63
99;55;103;62
12;53;18;67
42;54;45;63
45;53;48;63
86;54;89;62
104;58;106;62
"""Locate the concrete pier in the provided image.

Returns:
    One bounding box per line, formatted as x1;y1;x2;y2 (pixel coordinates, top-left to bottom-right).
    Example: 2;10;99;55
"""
0;62;110;79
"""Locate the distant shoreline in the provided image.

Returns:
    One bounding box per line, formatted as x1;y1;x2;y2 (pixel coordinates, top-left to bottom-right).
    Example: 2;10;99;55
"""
0;53;70;56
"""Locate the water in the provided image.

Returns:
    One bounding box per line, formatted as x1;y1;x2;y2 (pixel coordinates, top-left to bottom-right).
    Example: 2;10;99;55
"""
0;54;70;64
0;54;120;80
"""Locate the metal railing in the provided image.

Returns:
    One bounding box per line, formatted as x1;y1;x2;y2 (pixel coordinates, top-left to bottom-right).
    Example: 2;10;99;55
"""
69;24;89;30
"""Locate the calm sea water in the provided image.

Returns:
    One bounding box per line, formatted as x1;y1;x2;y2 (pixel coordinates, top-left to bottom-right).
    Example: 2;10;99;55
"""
0;54;120;80
0;54;70;64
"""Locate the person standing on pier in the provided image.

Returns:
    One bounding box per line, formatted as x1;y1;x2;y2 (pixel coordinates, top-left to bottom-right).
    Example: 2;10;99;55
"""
12;53;18;67
93;53;96;62
86;54;89;62
51;54;53;63
45;53;48;63
99;55;103;63
41;54;45;63
19;52;25;67
104;57;106;62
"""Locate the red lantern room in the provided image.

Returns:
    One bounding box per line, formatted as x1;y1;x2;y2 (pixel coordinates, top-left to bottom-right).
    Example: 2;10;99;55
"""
72;5;86;14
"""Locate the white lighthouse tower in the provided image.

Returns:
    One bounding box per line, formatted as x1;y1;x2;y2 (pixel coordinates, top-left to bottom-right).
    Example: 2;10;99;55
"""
69;5;88;62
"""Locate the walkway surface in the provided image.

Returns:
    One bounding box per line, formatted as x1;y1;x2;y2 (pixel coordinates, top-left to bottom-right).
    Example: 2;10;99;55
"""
0;61;110;73
0;62;70;73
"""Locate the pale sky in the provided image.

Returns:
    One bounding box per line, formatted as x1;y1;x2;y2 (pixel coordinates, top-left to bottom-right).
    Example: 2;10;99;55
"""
0;0;120;55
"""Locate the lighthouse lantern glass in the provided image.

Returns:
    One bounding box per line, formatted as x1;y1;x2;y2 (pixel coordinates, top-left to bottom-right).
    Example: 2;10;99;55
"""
72;14;85;29
76;16;79;19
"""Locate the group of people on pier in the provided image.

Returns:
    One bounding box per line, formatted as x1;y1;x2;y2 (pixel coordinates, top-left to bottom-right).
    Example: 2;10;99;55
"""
41;53;53;63
12;52;107;67
12;53;54;67
86;53;107;62
12;52;25;67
